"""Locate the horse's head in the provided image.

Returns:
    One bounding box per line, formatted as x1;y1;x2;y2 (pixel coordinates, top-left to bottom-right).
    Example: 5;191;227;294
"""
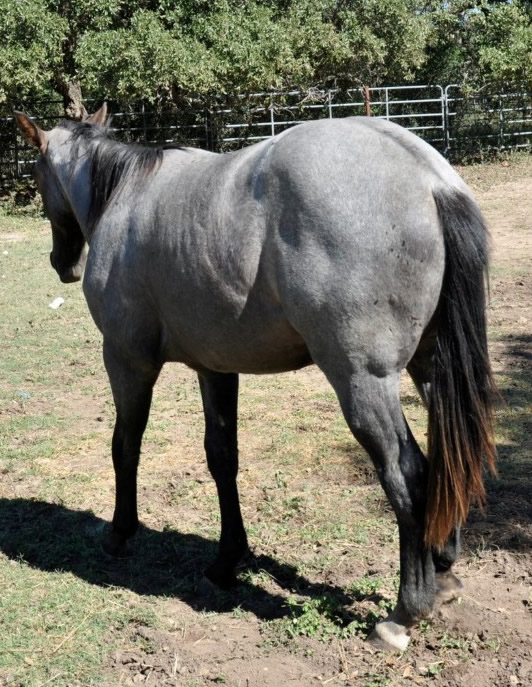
14;106;107;283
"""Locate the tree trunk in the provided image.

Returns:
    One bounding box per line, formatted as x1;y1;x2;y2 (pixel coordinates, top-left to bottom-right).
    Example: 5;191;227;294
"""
62;80;88;121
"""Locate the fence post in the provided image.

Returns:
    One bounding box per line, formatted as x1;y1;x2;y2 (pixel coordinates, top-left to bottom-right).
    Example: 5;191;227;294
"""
141;101;147;143
270;96;276;137
364;86;371;117
498;93;504;149
204;107;211;151
13;117;20;181
443;85;452;158
205;106;217;152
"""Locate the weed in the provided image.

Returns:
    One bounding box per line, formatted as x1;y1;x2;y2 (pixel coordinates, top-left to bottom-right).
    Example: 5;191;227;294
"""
377;598;394;614
427;662;445;677
282;495;305;518
419;619;433;634
363;675;391;687
484;636;501;652
274;469;288;490
231;605;246;619
267;594;380;645
438;631;472;654
348;575;383;600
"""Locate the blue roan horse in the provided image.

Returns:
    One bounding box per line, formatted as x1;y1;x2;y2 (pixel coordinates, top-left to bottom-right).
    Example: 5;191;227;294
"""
16;105;495;650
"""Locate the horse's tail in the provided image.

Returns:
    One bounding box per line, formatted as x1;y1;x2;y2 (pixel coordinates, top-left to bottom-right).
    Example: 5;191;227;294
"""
425;186;496;550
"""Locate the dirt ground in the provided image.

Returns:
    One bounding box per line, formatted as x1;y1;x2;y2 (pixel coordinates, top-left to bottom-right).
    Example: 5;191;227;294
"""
0;157;530;687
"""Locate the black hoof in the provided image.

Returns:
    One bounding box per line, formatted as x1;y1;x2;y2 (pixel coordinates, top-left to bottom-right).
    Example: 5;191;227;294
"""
196;575;229;604
204;564;239;590
101;527;133;559
204;548;252;590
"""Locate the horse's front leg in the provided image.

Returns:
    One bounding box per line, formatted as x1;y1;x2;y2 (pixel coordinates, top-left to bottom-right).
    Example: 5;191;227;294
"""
198;370;249;588
101;341;160;556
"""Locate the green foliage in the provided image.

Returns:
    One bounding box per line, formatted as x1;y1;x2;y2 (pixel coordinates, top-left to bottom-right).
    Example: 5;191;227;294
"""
0;2;530;111
363;677;391;687
332;0;432;86
0;0;66;102
348;575;383;600
420;1;532;89
272;594;380;642
0;183;43;217
477;2;532;87
78;10;215;101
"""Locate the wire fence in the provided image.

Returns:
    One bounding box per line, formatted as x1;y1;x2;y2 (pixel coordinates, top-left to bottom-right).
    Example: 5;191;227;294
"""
1;84;531;191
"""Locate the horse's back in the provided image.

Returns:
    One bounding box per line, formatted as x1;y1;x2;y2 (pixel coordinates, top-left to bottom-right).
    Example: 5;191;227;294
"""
86;117;466;376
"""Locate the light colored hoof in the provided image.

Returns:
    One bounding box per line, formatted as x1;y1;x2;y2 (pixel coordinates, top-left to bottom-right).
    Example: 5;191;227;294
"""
368;612;411;652
435;570;463;606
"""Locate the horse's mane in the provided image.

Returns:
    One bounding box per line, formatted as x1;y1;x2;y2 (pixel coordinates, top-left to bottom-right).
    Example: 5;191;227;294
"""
62;120;181;233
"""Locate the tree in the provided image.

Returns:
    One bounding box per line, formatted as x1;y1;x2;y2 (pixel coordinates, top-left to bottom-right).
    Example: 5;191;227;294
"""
0;0;129;118
419;1;532;90
0;0;530;117
0;0;66;107
475;1;532;88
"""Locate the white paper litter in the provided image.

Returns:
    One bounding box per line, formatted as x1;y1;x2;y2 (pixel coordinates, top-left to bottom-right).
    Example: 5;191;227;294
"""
48;297;65;310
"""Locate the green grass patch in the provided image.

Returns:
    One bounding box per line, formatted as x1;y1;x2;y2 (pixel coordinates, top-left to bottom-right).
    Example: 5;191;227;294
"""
0;558;157;687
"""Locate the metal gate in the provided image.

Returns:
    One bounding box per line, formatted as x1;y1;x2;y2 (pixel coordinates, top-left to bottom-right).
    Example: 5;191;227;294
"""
1;85;531;190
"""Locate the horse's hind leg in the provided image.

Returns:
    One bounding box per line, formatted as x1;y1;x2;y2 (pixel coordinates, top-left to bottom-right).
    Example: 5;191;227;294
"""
320;364;435;650
101;342;161;556
407;347;463;605
198;370;249;588
433;529;463;606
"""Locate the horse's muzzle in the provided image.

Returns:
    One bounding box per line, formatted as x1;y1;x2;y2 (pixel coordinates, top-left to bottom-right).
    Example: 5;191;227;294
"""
59;268;82;284
50;251;84;283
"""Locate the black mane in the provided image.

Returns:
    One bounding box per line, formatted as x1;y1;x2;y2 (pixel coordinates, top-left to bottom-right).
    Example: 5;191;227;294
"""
63;120;175;233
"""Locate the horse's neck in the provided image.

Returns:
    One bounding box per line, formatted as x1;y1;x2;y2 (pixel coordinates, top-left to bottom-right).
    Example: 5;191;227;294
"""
52;147;93;242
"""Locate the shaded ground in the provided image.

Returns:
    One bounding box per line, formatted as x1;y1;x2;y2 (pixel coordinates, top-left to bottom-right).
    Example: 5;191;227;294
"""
0;157;530;687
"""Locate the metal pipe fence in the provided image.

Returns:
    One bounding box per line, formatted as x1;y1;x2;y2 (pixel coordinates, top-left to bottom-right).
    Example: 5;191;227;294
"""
1;84;531;190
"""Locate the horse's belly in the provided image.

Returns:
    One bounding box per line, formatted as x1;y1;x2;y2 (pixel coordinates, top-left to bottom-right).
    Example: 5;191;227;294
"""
205;346;313;374
162;318;313;374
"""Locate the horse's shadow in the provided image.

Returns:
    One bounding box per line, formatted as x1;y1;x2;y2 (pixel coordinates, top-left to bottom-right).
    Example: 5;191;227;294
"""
466;334;532;550
0;497;355;620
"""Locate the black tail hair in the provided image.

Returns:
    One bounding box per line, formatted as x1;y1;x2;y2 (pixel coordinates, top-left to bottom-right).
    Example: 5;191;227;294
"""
426;187;496;549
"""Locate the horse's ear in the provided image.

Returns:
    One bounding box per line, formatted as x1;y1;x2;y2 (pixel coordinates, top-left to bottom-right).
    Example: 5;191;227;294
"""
85;103;108;127
14;112;47;153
